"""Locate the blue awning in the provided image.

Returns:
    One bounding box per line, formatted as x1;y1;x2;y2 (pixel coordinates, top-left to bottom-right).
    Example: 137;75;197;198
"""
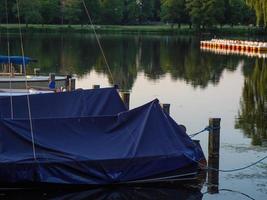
0;55;35;65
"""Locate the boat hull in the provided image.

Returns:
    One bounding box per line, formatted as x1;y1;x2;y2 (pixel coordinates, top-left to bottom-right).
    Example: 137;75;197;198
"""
0;76;75;89
0;163;205;191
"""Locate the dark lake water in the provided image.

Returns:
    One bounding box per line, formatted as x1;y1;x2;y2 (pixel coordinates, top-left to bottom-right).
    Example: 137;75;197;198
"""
0;33;266;199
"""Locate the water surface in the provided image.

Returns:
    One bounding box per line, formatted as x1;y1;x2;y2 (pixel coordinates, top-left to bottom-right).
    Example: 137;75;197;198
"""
0;33;266;199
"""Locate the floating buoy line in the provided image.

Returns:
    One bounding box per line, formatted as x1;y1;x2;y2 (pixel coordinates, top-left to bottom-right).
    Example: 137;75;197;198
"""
200;39;267;58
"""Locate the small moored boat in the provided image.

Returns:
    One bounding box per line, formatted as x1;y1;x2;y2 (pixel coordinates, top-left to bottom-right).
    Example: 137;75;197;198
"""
0;88;206;189
0;55;74;90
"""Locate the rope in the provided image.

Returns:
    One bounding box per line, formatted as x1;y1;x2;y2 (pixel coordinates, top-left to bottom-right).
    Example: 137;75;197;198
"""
15;0;37;161
187;153;267;173
202;186;256;200
219;189;256;200
208;155;267;173
122;172;197;184
189;125;221;138
5;0;14;119
189;126;210;137
81;0;115;85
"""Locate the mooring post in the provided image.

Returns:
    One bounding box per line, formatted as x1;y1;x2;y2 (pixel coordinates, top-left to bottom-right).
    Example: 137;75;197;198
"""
49;73;55;82
208;118;221;194
65;75;72;91
120;92;130;110
161;103;170;115
93;85;100;89
34;68;40;76
70;78;76;91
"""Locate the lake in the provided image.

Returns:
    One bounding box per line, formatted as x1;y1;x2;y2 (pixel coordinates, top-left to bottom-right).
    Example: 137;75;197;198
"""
0;33;266;199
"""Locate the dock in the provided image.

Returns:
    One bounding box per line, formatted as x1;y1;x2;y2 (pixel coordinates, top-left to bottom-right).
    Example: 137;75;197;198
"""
200;39;267;53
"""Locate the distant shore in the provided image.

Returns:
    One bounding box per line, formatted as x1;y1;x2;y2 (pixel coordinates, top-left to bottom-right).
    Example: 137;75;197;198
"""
0;24;266;36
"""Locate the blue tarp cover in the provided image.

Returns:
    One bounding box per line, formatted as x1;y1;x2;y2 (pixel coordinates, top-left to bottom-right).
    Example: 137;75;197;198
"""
0;96;204;185
0;56;34;65
0;88;127;118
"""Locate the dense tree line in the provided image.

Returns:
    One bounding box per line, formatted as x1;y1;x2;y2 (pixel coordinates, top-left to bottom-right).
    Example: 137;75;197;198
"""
0;0;259;28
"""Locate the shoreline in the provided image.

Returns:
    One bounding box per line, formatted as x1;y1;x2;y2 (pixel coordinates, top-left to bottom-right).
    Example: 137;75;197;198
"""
0;24;266;36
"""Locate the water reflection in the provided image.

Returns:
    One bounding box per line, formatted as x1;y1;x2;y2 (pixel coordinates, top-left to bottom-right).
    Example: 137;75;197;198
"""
235;59;267;146
0;33;247;90
1;33;266;146
1;33;267;198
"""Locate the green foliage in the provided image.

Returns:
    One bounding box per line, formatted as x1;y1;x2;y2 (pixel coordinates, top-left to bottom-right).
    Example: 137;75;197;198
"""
81;0;101;23
161;0;188;25
99;0;124;24
246;0;267;26
0;0;6;23
202;0;225;26
13;0;42;25
0;0;258;28
185;0;202;28
62;0;82;24
123;0;155;24
40;0;60;24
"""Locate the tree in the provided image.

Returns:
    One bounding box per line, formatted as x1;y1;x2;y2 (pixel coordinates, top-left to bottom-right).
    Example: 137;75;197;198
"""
136;0;154;23
124;0;155;24
201;0;225;27
13;0;42;26
99;0;124;24
0;0;6;23
153;0;161;21
223;0;255;26
228;0;245;26
40;0;61;24
246;0;267;26
185;0;203;29
80;0;101;24
161;0;188;27
62;0;82;24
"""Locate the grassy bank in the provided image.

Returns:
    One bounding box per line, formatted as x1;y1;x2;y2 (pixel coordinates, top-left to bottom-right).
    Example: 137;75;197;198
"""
0;24;266;36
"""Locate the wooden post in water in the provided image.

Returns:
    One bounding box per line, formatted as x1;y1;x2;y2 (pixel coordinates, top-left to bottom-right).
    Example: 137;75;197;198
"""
120;92;130;110
161;103;170;115
34;68;40;76
208;118;221;194
65;75;76;91
93;85;100;89
49;73;55;82
70;78;76;91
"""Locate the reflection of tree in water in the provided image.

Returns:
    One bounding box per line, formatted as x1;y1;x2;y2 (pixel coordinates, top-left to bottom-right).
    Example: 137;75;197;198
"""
96;35;243;89
94;35;138;91
157;37;242;88
235;59;267;146
0;33;244;90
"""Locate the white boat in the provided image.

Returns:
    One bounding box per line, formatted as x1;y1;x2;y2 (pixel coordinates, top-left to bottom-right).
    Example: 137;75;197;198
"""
0;88;54;96
0;55;75;89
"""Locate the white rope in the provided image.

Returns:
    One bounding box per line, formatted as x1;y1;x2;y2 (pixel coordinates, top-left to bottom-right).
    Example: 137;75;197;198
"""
121;172;197;184
15;0;37;161
81;0;115;85
5;0;14;119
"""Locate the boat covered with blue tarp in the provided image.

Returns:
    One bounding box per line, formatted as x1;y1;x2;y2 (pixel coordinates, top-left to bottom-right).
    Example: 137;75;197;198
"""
0;55;35;65
0;88;126;118
0;88;205;187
